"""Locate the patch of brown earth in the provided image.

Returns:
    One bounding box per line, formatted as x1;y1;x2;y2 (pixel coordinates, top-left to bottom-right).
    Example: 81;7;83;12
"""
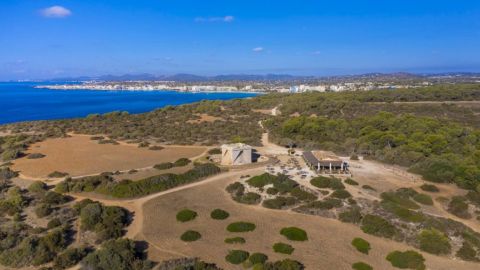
11;135;206;178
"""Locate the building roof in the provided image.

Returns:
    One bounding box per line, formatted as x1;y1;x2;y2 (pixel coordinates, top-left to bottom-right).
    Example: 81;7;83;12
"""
303;151;319;165
303;151;345;167
222;143;252;150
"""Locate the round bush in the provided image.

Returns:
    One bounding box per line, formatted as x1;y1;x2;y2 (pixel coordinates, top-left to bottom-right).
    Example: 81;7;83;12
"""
249;253;268;264
386;250;425;270
331;189;352;199
176;209;198;222
351;238;371;254
420;184;439;192
413;193;433;205
225;237;246;244
210;209;230;220
28;181;48;193
345;178;359;185
35;203;52;218
280;227;308;241
180;230;202;242
352;262;373;270
225;250;249;264
417;228;451;255
47;218;62;229
227;222;256;232
273;242;295;255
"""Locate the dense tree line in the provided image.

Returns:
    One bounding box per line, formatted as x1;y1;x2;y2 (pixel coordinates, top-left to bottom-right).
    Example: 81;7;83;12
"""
266;112;480;190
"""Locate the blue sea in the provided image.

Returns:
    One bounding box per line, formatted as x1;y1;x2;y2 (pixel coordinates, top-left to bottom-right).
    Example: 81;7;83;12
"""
0;82;259;125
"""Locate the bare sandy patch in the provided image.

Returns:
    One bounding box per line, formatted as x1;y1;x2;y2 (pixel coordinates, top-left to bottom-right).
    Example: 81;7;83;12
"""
11;135;206;178
142;168;479;270
186;114;223;124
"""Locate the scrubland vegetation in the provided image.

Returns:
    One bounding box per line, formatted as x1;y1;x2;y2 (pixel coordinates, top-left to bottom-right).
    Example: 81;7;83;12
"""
0;171;150;269
2;84;480;268
56;163;221;198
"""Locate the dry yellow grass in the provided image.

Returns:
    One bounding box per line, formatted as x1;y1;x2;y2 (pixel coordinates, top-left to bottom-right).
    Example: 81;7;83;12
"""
141;168;479;270
11;135;206;178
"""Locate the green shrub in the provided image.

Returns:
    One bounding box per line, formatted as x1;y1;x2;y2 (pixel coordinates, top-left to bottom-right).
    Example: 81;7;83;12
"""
262;196;297;209
80;203;129;241
263;259;304;270
266;187;279;195
176;209;198;222
330;189;352;199
81;238;153;270
290;187;317;201
226;182;245;194
351;238;371;254
345;178;359;185
225;237;246;244
235;192;262;205
153;162;174;170
361;214;398;239
208;148;221;155
210;209;230;220
43;191;70;205
413;194;433;205
48;171;69;178
249;253;268;264
280;227;308;241
352;262;373;270
27;153;45;159
456;242;478;261
420;184;439;192
227;222;256;232
339;207;363;224
47;218;62;229
28;181;47;193
381;202;425;223
417;228;451;255
362;185;376;191
174;158;191;167
180;230;202;242
448;196;470;219
310;176;345;190
35;203;52;218
247;173;277;188
302;198;343;210
386;250;425;270
54;247;88;269
273;242;295;255
381;192;420;210
225;250;249;264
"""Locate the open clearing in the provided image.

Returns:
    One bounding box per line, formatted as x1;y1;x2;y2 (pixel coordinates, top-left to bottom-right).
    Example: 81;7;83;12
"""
11;135;206;178
141;166;479;270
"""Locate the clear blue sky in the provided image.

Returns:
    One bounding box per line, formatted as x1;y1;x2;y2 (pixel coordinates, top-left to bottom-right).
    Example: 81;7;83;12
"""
1;0;479;80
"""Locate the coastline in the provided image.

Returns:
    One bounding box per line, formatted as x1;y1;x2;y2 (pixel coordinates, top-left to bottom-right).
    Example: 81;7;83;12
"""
35;87;266;95
0;83;261;125
34;85;266;94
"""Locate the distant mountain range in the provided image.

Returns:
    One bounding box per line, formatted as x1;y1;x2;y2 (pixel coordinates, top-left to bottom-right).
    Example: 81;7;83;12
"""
46;72;480;82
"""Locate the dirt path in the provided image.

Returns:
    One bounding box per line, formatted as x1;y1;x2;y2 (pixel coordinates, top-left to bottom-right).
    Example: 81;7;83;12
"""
69;165;266;241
